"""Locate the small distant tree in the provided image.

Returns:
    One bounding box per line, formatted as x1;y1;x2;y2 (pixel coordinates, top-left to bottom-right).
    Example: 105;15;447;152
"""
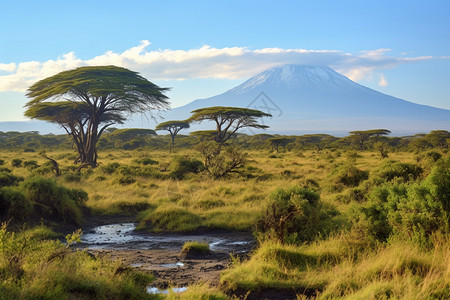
295;134;337;151
187;107;270;178
187;106;272;145
267;137;293;152
426;130;450;149
155;120;190;144
107;128;157;150
348;129;391;150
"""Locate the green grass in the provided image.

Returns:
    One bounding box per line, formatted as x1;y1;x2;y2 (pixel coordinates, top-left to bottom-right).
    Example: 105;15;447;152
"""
181;241;211;255
0;223;156;299
0;148;448;299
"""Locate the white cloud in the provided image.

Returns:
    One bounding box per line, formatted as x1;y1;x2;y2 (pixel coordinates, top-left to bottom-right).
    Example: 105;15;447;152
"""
0;40;440;92
378;74;388;87
0;63;16;72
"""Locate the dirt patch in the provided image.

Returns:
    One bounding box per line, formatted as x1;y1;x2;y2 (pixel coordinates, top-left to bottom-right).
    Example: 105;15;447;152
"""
91;248;231;287
77;214;255;288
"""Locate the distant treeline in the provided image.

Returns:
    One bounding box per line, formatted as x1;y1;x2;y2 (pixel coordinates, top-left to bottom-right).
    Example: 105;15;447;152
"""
0;128;449;152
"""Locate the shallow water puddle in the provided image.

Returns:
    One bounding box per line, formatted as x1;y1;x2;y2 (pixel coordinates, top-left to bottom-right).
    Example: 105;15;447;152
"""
81;223;144;246
160;262;184;268
81;223;255;252
209;239;251;252
147;286;188;294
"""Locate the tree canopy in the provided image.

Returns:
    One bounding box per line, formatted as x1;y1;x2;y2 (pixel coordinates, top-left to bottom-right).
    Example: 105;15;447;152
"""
348;129;391;150
25;66;169;167
155;120;190;144
187;106;272;144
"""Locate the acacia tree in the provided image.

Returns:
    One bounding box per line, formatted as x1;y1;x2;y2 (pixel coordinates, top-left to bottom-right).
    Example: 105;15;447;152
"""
187;107;271;178
155;120;190;144
25;66;169;167
187;106;272;144
267;137;293;152
348;129;391;150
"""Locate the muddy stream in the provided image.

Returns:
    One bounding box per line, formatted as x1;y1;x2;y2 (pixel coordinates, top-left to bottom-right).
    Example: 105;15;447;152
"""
77;222;256;294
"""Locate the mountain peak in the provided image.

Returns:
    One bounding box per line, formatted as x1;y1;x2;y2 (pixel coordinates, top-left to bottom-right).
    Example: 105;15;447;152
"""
228;64;355;94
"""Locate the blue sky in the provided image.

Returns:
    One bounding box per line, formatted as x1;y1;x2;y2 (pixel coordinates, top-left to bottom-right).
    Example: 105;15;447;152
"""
1;0;449;121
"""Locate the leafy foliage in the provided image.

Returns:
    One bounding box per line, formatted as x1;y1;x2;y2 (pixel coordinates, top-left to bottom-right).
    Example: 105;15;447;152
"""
22;177;87;225
155;120;190;144
188;106;271;144
257;186;330;244
25;66;169;167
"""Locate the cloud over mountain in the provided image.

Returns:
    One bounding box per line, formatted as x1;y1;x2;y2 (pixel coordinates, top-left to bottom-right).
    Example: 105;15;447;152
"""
0;40;439;92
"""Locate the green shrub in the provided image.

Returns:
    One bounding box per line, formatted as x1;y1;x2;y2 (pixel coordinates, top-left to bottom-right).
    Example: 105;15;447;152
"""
133;157;158;165
0;167;11;173
23;160;40;171
100;162;121;174
169;156;203;179
426;156;450;214
353;159;450;245
0;159;4;166
0;187;33;221
22;177;86;225
63;172;81;182
0;172;23;187
329;164;368;189
11;159;22;167
373;160;423;182
138;206;202;232
257;186;328;244
116;175;136;185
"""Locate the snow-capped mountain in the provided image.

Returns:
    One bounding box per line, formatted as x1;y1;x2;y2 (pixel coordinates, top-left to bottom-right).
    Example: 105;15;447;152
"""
157;64;450;135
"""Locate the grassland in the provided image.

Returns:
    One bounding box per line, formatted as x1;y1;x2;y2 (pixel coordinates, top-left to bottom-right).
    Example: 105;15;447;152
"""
1;145;448;299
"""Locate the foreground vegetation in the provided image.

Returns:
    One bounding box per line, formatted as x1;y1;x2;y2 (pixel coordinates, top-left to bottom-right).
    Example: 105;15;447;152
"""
0;224;155;299
0;130;449;299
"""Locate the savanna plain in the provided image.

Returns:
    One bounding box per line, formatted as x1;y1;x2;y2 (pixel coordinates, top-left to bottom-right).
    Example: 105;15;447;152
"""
0;131;449;299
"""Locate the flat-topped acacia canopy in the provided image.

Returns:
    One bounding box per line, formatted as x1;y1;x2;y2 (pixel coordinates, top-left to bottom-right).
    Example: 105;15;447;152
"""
187;106;272;144
25;65;169;167
155;120;190;144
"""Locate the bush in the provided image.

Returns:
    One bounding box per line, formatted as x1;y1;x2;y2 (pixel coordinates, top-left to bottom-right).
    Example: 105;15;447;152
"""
353;159;450;245
0;187;33;221
196;143;247;178
11;159;22;168
133;157;158;165
63;172;82;182
116;175;136;185
100;162;121;175
22;177;86;225
0;159;4;166
0;167;11;173
257;186;326;244
426;156;450;214
329;164;368;189
0;172;23;187
169;156;203;179
373;160;423;182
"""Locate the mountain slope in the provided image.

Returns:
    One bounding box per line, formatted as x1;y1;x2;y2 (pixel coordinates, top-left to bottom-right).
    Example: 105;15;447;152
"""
160;65;450;134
